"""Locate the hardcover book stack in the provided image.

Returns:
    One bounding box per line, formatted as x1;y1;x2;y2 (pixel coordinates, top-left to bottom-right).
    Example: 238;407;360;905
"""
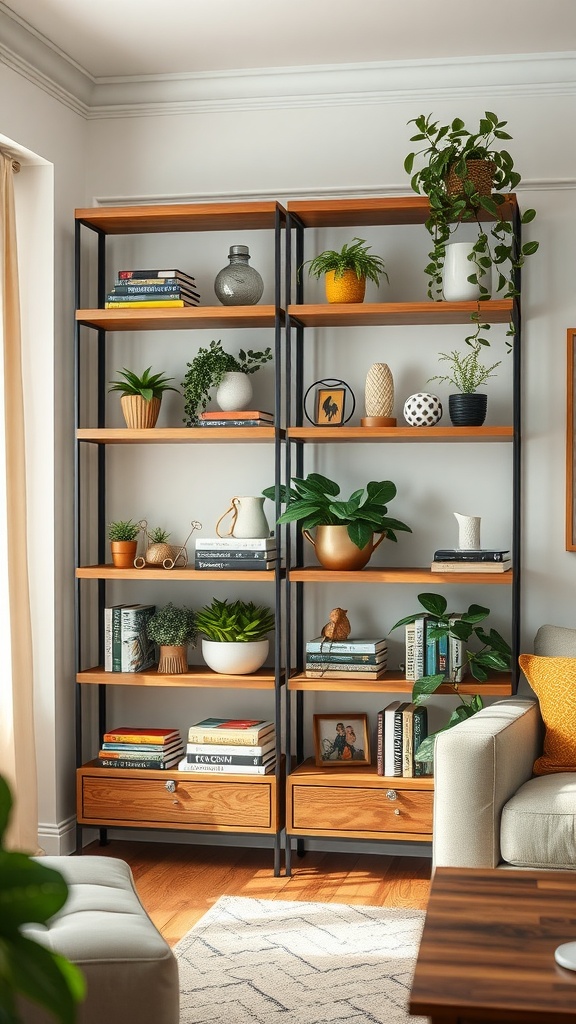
376;701;431;778
197;409;274;429
194;536;277;571
104;268;200;308
104;604;156;672
178;718;276;774
304;637;388;679
431;548;511;574
404;614;465;683
97;726;184;769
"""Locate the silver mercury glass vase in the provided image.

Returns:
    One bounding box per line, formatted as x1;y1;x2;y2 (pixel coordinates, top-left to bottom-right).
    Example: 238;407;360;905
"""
214;244;264;306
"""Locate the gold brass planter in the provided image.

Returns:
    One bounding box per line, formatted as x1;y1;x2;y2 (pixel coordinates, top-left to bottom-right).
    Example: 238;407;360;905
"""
302;524;385;570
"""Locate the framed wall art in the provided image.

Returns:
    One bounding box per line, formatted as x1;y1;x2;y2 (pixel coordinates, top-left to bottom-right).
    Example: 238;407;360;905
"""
303;378;355;426
313;713;370;766
567;328;576;550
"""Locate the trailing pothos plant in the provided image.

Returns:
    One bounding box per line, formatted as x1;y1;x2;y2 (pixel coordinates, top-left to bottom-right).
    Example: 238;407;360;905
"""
391;592;511;762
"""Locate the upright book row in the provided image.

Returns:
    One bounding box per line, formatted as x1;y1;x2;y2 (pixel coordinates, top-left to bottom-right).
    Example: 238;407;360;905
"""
404;616;464;682
376;701;432;779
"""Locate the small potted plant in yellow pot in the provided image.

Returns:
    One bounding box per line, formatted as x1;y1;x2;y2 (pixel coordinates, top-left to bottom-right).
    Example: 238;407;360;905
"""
109;366;180;428
108;519;140;567
301;237;388;304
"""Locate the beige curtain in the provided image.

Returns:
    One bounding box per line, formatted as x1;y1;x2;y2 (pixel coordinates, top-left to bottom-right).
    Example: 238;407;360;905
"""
0;152;39;853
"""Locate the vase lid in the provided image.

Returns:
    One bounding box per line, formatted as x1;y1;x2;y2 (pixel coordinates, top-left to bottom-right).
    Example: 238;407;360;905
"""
229;244;250;256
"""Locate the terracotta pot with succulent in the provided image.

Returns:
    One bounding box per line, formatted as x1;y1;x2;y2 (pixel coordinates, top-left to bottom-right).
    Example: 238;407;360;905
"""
145;602;197;674
428;343;501;426
404;110;538;346
0;775;85;1024
108;518;140;568
301;237;389;304
263;472;411;570
181;339;272;425
195;597;275;675
108;366;180;428
391;592;511;764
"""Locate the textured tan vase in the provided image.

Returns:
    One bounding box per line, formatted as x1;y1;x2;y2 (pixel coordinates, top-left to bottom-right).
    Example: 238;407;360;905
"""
302;524;386;570
157;644;188;674
121;394;161;428
110;540;138;568
144;542;174;565
446;159;495;198
362;363;396;426
325;270;366;304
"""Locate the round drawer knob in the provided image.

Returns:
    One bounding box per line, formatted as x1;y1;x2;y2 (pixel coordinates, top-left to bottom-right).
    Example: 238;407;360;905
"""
386;789;398;801
394;808;401;815
165;780;177;793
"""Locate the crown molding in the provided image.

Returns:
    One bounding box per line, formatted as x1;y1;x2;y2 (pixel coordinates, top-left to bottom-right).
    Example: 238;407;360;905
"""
0;4;575;118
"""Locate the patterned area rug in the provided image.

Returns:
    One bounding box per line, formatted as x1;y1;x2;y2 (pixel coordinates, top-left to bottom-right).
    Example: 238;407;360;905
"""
174;895;426;1024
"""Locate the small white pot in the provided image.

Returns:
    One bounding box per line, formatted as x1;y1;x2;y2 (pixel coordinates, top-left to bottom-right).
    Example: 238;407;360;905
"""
216;371;253;411
201;638;269;675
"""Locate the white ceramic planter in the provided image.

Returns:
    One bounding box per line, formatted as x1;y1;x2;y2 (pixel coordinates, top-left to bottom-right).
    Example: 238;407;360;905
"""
201;638;269;675
216;371;253;411
442;242;489;302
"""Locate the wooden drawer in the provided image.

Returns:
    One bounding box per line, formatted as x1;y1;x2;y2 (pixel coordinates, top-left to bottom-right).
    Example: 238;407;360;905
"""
286;759;433;841
77;763;280;834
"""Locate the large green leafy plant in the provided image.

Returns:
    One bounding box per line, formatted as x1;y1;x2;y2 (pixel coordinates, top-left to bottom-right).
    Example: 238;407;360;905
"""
195;599;275;643
263;473;411;550
0;777;85;1024
181;340;272;424
391;592;511;761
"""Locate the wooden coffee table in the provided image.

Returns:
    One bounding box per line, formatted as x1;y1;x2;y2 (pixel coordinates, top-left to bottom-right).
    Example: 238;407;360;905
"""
410;866;576;1023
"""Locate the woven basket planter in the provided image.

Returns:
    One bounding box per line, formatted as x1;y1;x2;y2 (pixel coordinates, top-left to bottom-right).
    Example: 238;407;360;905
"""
325;270;366;304
121;395;161;428
157;644;188;674
446;159;495;198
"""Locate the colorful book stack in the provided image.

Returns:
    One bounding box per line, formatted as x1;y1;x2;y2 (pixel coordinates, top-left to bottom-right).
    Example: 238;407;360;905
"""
194;536;277;571
431;548;511;574
97;726;184;769
197;410;274;428
404;614;465;683
104;604;156;672
376;701;431;778
104;268;200;308
178;718;276;774
304;637;388;679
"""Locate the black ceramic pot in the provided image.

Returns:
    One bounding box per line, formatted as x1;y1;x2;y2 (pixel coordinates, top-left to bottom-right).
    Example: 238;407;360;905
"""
449;393;487;427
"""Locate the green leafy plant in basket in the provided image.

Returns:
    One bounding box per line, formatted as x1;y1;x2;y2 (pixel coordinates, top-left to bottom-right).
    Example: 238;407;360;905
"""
181;340;272;425
390;592;511;763
301;237;389;285
195;598;275;643
0;775;85;1024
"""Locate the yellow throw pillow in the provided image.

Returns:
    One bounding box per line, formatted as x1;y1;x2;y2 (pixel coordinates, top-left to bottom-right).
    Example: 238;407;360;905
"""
519;654;576;775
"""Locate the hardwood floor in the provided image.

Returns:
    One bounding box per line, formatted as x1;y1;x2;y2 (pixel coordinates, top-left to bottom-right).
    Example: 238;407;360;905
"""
83;839;432;947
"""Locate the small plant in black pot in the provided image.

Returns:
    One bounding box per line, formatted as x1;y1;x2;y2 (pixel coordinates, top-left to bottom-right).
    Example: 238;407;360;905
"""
428;344;501;426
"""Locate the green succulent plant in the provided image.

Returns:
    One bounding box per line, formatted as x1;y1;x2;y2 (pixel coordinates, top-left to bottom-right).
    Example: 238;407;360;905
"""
301;237;388;285
195;598;275;643
263;473;411;551
108;366;179;401
145;603;197;647
107;519;140;542
148;526;171;544
0;776;85;1024
391;592;511;762
181;340;272;425
428;343;501;394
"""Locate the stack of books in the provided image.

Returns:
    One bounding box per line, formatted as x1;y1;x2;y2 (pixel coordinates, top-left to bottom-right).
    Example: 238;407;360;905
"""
376;701;431;778
194;536;277;571
104;268;200;308
304;637;388;679
431;548;511;573
404;614;465;683
197;410;274;428
97;726;184;769
104;604;156;672
178;718;276;774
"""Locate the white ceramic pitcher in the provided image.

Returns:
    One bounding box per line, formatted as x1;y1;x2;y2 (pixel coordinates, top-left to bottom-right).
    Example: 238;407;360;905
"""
215;496;270;539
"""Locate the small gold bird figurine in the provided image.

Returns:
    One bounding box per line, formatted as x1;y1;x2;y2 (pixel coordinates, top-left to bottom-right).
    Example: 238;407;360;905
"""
321;607;351;641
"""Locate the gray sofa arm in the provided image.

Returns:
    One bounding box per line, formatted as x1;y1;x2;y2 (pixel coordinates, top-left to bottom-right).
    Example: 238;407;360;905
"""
433;698;542;868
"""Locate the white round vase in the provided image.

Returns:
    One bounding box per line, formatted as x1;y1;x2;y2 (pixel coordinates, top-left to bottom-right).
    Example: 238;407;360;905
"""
201;638;269;675
403;392;443;426
216;371;253;411
442;242;487;302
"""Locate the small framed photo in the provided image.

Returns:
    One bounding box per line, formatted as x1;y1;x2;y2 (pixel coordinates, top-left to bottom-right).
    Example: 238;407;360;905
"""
313;713;370;767
315;387;346;426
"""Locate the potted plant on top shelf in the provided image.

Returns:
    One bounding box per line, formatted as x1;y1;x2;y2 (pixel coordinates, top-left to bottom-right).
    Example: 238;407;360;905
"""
263;472;411;571
108;366;180;428
300;237;389;304
145;602;197;674
404;110;538;345
181;339;272;425
195;597;275;675
427;343;501;426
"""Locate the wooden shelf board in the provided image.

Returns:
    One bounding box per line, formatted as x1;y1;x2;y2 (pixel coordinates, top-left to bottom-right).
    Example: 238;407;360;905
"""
75;201;286;234
78;666;277;688
288;757;435;788
288;565;513;584
288;425;513;443
76;564;279;580
287;300;512;327
288;671;512;696
78;427;280;444
76;306;282;331
286;195;517;228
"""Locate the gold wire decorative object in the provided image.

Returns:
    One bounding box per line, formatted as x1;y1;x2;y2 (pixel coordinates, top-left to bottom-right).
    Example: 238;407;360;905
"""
133;520;202;570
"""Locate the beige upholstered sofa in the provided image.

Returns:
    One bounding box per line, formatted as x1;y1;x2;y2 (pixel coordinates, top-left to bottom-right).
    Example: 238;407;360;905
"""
433;623;576;870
